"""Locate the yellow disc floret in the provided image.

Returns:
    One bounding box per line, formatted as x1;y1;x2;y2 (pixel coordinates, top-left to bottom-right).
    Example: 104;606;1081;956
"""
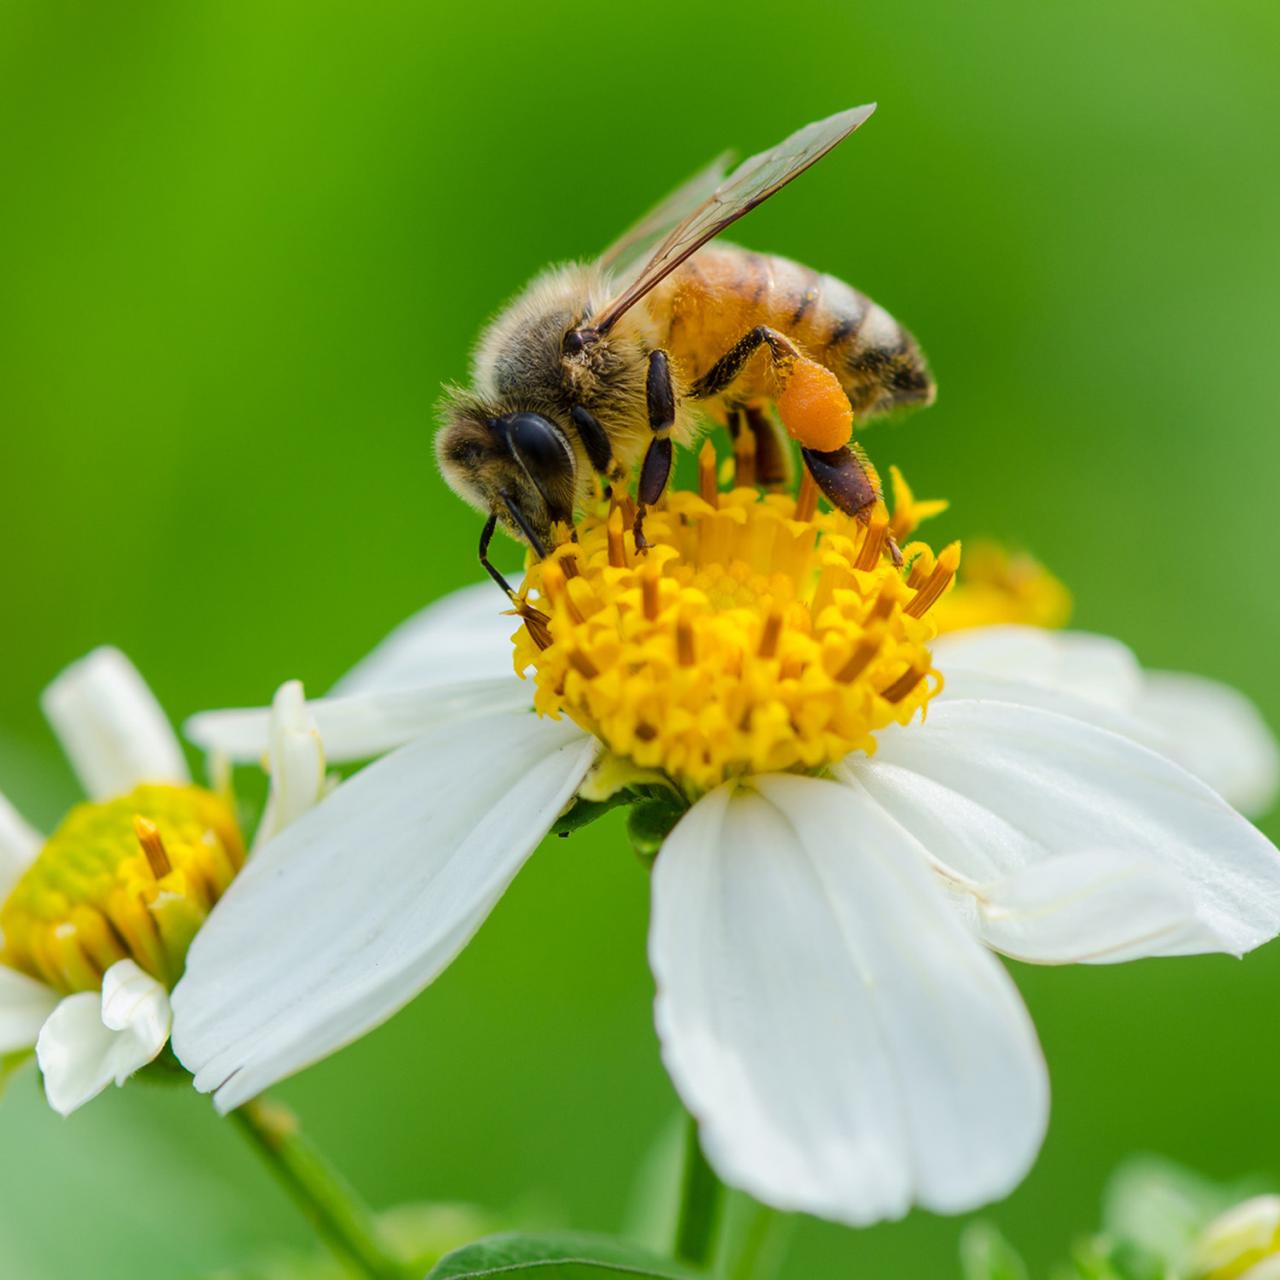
513;447;959;795
1;784;243;994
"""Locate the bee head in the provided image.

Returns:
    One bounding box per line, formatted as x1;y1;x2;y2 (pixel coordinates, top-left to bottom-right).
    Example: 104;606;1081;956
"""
436;394;577;556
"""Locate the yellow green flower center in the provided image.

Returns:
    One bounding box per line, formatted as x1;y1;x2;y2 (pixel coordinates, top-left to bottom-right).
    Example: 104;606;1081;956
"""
0;783;243;994
513;446;959;794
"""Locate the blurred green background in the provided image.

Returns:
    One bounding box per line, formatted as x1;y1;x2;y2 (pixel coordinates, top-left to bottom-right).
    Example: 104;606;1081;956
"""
2;1;1278;1276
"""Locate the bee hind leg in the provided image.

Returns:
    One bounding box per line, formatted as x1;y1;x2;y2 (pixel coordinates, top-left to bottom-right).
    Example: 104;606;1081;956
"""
634;349;676;553
800;443;880;520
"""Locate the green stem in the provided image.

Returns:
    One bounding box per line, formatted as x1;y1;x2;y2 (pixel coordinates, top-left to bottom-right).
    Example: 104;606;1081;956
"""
231;1096;407;1280
673;1114;724;1270
726;1203;794;1280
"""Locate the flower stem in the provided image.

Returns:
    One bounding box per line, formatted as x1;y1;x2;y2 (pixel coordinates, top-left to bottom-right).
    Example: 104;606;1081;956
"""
231;1096;406;1279
673;1113;724;1270
725;1203;794;1280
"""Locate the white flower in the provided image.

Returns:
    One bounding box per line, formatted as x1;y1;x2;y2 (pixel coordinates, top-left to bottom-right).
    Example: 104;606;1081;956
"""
0;649;320;1115
931;625;1279;818
174;501;1280;1228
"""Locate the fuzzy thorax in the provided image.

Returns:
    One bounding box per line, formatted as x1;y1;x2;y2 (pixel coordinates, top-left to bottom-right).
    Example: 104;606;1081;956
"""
513;450;959;794
1;784;243;993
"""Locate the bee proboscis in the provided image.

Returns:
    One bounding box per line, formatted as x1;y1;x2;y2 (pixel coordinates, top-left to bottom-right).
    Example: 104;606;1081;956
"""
436;103;935;596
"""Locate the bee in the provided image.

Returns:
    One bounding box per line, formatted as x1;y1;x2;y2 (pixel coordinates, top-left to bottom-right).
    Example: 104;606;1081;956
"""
436;103;934;597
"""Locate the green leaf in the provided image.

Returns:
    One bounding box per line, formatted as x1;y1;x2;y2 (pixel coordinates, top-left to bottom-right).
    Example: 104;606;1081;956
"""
426;1232;701;1280
959;1222;1029;1280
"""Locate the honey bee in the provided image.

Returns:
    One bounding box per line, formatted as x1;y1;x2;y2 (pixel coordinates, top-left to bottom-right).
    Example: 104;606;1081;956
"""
436;104;934;597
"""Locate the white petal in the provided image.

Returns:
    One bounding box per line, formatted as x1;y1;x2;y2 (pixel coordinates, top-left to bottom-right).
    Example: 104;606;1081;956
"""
934;626;1279;817
41;647;188;800
0;967;59;1054
333;581;524;696
172;708;597;1112
846;699;1280;958
1131;670;1279;818
974;851;1223;964
35;961;171;1115
251;681;327;853
0;791;42;898
185;677;530;765
650;774;1048;1226
932;626;1144;709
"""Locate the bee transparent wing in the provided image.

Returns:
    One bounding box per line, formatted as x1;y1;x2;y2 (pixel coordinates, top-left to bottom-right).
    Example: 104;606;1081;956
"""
593;104;876;334
597;151;735;279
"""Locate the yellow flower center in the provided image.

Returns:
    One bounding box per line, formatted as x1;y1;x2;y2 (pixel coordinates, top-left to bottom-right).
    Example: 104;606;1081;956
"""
513;446;958;794
0;783;243;994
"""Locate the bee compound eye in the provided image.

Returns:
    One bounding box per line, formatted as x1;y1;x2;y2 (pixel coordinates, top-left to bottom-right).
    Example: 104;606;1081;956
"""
504;413;572;475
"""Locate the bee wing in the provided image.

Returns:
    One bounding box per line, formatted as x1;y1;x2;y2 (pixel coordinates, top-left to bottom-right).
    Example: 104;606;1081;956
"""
597;151;735;278
592;104;876;334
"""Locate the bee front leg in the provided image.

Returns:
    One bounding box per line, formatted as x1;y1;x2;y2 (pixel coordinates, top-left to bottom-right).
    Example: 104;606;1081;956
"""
634;349;676;552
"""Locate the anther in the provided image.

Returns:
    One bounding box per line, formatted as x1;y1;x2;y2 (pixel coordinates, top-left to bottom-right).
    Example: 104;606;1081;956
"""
865;584;896;624
568;650;599;679
642;571;661;622
883;662;929;703
906;552;933;589
836;627;885;682
133;815;172;878
560;552;580;580
905;542;961;618
794;469;818;523
855;506;890;571
698;439;719;507
733;427;757;489
607;507;627;568
676;612;697;666
520;605;553;651
758;609;784;659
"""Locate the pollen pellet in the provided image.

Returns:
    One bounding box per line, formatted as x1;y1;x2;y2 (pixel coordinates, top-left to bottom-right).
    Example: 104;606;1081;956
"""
776;357;853;452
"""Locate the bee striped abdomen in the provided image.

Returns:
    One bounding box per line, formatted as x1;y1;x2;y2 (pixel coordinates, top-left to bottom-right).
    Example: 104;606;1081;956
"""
652;245;934;419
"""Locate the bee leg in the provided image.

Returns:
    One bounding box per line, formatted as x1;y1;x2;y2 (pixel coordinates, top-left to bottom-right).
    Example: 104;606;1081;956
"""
800;444;880;521
689;326;800;400
478;512;518;602
744;404;794;489
570;404;626;498
634;349;676;552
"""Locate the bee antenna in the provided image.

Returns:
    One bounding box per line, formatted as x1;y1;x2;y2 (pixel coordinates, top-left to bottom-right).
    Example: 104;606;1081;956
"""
500;494;549;560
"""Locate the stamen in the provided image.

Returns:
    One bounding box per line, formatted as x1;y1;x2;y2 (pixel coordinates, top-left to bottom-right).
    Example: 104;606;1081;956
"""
733;427;757;489
676;612;697;666
607;507;627;568
519;604;553;651
642;570;661;622
883;662;929;703
540;560;585;623
758;609;784;659
905;542;961;618
560;552;580;580
698;439;719;507
133;815;172;878
794;469;818;523
569;650;599;679
855;506;890;570
907;554;932;589
836;626;884;682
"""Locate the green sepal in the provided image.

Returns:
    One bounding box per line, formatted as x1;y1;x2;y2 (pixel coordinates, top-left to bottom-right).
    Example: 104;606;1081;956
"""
426;1232;701;1279
960;1222;1029;1280
626;795;688;862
